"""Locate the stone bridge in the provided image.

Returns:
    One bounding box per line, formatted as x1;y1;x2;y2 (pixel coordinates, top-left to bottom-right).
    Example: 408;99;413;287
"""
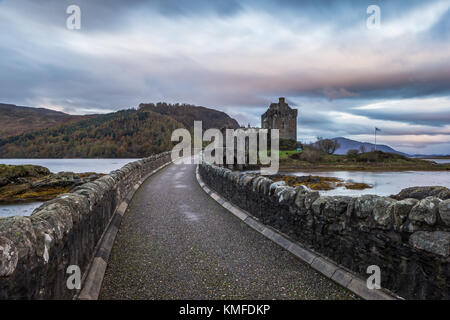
0;153;449;299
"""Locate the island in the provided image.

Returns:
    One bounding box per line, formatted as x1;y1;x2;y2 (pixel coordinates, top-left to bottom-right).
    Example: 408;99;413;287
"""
279;150;450;172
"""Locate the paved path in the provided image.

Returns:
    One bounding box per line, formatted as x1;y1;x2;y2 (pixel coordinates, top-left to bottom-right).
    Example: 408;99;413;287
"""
99;163;356;299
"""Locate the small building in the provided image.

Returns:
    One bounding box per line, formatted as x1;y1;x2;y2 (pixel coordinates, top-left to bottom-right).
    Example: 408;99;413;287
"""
261;97;297;141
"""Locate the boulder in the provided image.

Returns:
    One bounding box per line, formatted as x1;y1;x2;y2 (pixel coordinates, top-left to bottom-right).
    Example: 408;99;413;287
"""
354;195;379;219
294;185;310;210
0;236;18;277
393;198;418;229
400;220;419;233
323;196;352;218
30;172;101;190
269;181;286;196
409;231;450;257
258;178;273;195
311;196;330;216
373;197;396;228
251;176;265;192
439;199;450;226
409;196;441;226
31;172;79;189
392;186;450;201
278;186;296;203
0;216;36;261
239;174;254;187
304;191;320;210
346;198;356;217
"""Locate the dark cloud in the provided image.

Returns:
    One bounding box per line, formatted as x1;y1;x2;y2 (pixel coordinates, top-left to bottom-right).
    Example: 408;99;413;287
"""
0;0;449;153
352;109;450;127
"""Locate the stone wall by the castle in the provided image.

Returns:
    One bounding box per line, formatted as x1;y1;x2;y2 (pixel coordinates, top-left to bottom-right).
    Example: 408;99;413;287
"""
0;152;171;299
199;162;450;300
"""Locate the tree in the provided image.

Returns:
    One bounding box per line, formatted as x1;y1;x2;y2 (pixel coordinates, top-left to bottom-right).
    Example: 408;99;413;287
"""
279;138;298;150
316;137;340;154
359;145;366;153
347;149;359;159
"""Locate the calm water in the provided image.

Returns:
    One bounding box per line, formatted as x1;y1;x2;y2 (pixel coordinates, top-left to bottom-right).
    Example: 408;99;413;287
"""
0;158;140;173
288;171;450;197
2;158;450;216
0;202;43;218
0;158;139;218
423;158;450;164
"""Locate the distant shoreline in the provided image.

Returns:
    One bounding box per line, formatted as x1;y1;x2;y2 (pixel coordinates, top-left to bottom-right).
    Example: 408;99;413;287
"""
279;151;450;172
279;165;450;172
417;156;450;160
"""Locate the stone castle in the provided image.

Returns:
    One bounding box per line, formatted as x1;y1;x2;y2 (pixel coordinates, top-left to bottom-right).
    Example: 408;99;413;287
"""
261;97;297;141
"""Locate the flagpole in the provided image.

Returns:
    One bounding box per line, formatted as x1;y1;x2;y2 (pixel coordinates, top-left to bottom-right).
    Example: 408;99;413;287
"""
374;127;377;151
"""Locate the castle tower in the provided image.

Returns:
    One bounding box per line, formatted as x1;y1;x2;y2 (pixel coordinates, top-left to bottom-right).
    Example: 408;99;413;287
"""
261;97;297;141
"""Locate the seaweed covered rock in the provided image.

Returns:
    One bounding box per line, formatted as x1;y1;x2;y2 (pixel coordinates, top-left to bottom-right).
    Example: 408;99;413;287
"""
392;186;450;201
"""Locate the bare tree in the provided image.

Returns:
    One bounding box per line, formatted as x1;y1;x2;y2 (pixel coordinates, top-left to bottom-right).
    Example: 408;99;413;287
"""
316;137;340;154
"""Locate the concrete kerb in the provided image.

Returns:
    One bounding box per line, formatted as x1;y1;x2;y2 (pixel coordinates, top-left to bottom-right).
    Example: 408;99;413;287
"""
195;165;402;301
77;161;172;300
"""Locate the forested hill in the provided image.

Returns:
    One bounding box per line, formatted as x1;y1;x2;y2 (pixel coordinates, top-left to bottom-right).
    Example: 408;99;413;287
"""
139;102;240;130
0;103;88;138
0;103;241;158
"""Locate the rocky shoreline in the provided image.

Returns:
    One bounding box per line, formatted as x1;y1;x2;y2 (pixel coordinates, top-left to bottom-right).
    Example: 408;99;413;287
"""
0;164;102;203
270;174;372;191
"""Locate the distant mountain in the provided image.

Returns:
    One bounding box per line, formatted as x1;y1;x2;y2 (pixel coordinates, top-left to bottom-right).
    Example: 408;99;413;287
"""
409;154;450;158
139;102;240;130
331;137;409;156
0;103;88;138
0;103;241;158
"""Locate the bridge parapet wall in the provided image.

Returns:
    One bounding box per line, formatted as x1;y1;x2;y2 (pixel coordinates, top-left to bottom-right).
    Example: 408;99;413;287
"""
199;162;450;299
0;152;171;299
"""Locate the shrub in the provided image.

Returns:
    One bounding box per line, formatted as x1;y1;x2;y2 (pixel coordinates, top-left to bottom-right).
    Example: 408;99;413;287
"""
316;137;340;154
279;139;299;151
298;149;323;162
347;149;359;159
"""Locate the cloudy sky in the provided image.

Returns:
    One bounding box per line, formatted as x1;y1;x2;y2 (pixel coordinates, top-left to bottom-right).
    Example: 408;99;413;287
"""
0;0;449;154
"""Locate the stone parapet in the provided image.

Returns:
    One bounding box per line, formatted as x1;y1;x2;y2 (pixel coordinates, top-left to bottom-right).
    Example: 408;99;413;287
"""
0;152;171;299
199;162;450;299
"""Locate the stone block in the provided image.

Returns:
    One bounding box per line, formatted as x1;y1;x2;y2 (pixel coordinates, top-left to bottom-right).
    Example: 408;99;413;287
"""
409;231;450;257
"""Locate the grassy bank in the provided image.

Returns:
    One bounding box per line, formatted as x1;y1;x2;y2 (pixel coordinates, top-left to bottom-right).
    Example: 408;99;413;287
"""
279;150;450;171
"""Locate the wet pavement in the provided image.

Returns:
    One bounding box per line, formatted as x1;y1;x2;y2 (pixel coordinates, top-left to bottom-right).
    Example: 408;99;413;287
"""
99;163;356;300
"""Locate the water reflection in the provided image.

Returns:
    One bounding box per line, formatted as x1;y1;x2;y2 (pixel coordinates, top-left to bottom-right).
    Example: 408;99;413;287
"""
0;158;140;217
0;158;140;174
423;158;450;164
0;202;43;218
287;171;450;197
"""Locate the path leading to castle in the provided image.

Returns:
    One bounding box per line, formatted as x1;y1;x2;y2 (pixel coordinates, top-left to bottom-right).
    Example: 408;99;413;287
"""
99;162;356;299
